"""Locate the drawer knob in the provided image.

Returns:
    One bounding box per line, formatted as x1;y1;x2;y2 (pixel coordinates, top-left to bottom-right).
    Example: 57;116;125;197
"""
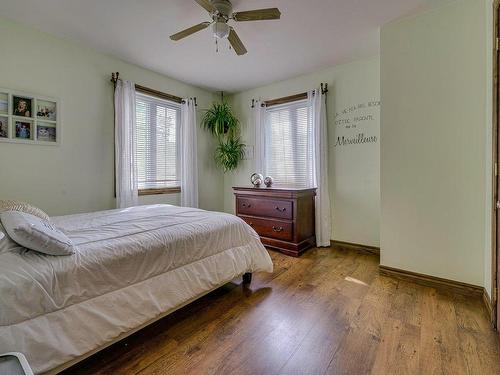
275;206;286;212
272;226;284;232
242;203;251;208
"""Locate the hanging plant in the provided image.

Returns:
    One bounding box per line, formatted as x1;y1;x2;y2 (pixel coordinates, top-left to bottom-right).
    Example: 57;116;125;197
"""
201;102;239;138
215;136;245;173
200;98;245;173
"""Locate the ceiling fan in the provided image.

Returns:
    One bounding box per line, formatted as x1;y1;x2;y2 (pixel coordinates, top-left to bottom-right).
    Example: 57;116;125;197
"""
169;0;281;56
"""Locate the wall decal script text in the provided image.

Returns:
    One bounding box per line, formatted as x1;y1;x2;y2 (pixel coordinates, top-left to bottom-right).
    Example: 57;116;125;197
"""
334;133;378;147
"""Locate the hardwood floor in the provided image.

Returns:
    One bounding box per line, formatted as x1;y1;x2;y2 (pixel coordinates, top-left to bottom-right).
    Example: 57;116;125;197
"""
63;247;500;375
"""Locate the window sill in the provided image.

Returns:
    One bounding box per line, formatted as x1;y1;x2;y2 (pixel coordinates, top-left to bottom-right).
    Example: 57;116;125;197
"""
139;187;181;196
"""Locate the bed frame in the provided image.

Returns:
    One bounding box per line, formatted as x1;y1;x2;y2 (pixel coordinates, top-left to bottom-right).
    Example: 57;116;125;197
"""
242;272;252;284
44;273;252;375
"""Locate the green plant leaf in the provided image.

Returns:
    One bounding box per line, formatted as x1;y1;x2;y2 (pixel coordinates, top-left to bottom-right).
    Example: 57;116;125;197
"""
201;102;239;138
215;136;246;173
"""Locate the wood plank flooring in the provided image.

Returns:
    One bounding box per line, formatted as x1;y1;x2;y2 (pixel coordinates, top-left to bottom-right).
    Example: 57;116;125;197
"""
63;247;500;375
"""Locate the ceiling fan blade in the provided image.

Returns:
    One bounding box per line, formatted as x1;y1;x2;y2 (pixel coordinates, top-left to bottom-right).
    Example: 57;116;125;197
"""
232;8;281;22
228;28;247;56
170;22;211;41
194;0;216;13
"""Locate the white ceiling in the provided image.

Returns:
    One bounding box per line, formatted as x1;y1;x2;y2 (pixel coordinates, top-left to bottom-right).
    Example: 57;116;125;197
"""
1;0;447;92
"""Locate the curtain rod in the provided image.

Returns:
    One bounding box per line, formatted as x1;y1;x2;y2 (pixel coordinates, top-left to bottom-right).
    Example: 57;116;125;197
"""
251;83;328;108
110;72;197;106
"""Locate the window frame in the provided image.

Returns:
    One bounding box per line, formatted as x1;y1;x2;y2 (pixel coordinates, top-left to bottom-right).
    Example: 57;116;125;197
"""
135;90;182;196
138;186;181;196
262;98;313;188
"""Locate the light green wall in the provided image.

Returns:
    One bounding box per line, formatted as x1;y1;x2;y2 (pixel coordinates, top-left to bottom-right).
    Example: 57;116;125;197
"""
380;0;490;286
224;57;381;247
0;17;223;216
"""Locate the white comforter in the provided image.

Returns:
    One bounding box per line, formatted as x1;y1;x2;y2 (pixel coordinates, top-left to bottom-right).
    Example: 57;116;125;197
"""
0;204;273;374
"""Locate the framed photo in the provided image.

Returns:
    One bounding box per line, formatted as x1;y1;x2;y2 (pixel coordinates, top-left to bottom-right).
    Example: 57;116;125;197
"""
13;96;32;118
37;124;56;142
15;120;32;140
0;93;8;115
37;100;57;121
0;117;8;138
0;88;59;145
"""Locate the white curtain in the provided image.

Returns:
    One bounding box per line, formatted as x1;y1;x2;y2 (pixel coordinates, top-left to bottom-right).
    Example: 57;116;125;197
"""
308;89;332;247
114;80;138;208
252;100;265;174
180;98;199;208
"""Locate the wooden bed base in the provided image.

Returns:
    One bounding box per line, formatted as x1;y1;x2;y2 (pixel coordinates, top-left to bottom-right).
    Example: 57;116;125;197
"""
43;272;252;375
242;272;252;285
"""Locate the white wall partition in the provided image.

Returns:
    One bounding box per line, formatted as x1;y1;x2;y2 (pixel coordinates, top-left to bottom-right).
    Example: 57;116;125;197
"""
380;0;490;287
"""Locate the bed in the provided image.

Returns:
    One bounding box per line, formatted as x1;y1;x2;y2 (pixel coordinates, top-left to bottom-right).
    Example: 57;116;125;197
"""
0;204;273;374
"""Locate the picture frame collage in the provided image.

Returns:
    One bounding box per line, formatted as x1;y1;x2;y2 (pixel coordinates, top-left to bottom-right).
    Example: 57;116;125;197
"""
0;88;60;145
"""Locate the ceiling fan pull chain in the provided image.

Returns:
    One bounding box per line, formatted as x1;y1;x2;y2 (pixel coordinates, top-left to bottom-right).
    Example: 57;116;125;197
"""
215;38;219;53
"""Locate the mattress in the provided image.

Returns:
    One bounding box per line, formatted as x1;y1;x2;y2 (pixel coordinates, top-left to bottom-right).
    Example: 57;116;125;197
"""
0;204;273;374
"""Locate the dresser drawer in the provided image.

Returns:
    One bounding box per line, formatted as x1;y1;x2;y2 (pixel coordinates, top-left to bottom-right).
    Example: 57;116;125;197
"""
236;197;293;220
241;216;293;241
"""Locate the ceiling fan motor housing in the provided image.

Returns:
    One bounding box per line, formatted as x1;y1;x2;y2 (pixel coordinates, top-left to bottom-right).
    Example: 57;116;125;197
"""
211;0;233;17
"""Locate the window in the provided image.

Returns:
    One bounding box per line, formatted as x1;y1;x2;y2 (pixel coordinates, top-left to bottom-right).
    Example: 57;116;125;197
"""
135;92;180;192
263;100;313;187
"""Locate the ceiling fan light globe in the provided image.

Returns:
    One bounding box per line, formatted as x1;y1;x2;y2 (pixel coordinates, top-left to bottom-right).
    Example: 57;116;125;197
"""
213;22;230;39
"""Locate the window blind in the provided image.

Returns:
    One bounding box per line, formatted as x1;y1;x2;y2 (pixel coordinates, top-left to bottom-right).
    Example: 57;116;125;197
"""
136;92;180;190
263;100;313;188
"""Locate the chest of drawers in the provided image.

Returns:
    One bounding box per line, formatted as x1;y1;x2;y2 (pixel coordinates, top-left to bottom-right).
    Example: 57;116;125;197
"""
233;186;316;257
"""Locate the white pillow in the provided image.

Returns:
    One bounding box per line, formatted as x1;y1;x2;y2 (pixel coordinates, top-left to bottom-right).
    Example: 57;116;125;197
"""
0;211;76;256
0;200;50;221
